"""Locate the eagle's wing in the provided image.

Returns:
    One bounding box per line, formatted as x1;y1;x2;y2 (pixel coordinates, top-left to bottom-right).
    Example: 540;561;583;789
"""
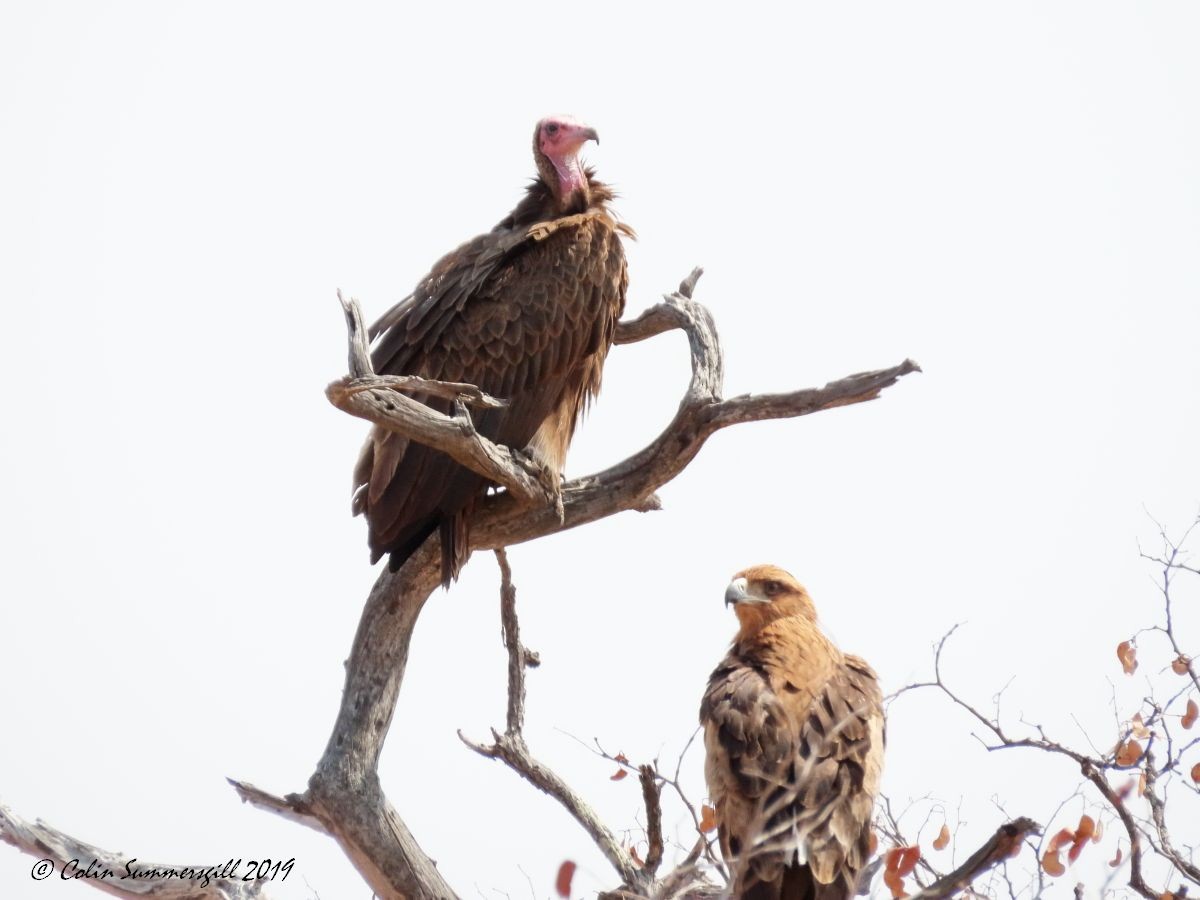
786;654;885;892
354;211;626;579
700;659;794;873
702;653;884;899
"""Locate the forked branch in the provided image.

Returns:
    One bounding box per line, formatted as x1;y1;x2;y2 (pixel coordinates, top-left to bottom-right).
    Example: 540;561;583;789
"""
327;290;557;507
232;270;919;900
459;553;705;898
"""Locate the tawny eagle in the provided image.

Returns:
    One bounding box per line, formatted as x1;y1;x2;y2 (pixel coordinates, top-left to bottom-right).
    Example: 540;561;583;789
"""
700;565;885;900
352;116;630;585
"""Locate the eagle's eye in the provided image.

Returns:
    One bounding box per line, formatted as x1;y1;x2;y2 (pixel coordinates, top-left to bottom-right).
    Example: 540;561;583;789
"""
763;580;782;597
546;122;560;135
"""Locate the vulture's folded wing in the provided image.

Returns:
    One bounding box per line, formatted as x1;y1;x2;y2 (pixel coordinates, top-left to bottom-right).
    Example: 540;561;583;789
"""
355;212;626;573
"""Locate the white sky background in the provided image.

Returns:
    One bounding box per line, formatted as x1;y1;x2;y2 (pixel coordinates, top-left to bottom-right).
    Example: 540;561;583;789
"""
2;2;1198;898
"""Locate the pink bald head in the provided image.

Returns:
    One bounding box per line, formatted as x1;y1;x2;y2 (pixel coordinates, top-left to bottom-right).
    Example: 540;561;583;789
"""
537;115;599;157
533;115;599;205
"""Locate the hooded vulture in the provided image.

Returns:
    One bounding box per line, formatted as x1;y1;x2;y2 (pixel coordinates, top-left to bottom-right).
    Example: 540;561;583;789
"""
353;115;630;585
700;565;885;900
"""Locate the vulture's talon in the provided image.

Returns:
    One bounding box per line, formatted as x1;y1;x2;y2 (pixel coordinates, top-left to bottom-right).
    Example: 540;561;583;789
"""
452;398;477;436
528;457;564;521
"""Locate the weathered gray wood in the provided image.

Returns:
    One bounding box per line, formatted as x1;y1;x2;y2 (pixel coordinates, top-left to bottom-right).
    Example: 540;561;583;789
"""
328;291;555;507
233;270;920;900
233;549;454;900
458;551;645;890
0;804;268;900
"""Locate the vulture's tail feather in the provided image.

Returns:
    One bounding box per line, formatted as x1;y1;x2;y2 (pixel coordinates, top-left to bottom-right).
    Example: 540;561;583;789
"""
385;516;440;574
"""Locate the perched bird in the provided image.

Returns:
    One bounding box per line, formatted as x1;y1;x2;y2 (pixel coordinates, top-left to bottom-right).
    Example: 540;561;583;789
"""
353;115;630;585
700;565;885;900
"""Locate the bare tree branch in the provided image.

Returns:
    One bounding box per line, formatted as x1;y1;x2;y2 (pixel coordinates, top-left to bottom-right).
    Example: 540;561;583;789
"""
908;818;1041;900
0;804;268;900
889;514;1200;900
1144;757;1200;885
327;292;556;508
571;736;727;880
458;550;644;889
231;554;456;900
232;271;917;900
638;766;665;878
457;553;716;897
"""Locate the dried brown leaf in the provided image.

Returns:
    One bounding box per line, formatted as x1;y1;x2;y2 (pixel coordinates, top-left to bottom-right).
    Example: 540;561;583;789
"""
1172;655;1192;675
1115;739;1143;767
699;804;718;833
1138;771;1147;796
1075;814;1095;842
1048;828;1076;854
897;846;920;877
1117;640;1137;675
1092;818;1104;843
555;860;576;898
883;867;908;899
932;823;950;851
1131;713;1152;739
1191;762;1200;784
610;753;629;781
1109;846;1123;867
1182;698;1198;730
1042;849;1066;877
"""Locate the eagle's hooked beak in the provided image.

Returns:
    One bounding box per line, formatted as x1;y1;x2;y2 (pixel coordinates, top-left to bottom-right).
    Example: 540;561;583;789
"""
725;576;752;607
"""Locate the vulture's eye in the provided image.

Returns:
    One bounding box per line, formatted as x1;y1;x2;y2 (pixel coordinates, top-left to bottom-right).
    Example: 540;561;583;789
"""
546;123;560;135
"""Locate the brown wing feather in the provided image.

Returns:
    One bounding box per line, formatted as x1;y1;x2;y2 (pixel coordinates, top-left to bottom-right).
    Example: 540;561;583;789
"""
701;662;793;864
355;208;626;583
786;655;884;896
701;634;884;900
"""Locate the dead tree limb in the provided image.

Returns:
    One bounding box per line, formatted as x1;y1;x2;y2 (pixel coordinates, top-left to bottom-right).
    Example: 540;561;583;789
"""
233;270;919;900
907;818;1041;900
459;553;705;898
0;804;267;900
326;291;556;507
638;765;665;879
458;550;644;889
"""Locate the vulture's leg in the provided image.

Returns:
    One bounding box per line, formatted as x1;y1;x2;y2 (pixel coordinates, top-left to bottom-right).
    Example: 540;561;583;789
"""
516;447;564;523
